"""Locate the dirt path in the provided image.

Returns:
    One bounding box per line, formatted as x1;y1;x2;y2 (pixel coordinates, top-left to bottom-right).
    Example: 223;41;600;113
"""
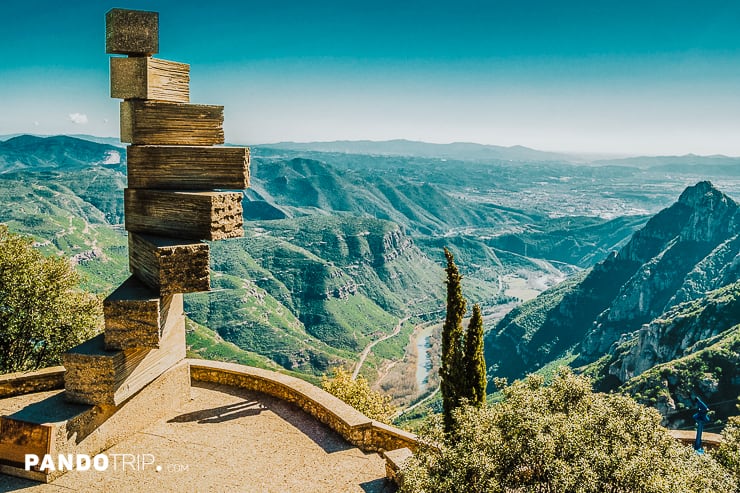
352;316;410;380
397;385;440;418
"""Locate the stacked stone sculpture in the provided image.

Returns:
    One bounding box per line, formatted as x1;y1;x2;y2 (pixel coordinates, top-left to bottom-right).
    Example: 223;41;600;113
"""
62;8;250;407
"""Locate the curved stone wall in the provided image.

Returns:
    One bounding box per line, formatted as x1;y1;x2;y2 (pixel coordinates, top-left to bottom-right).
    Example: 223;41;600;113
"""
0;366;65;398
669;429;723;449
187;359;418;453
4;362;727;456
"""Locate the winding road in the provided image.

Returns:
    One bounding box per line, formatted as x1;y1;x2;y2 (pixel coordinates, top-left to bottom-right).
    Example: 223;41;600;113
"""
352;316;411;380
396;385;440;418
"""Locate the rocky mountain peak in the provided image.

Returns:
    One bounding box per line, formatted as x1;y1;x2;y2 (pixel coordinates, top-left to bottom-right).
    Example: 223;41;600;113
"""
676;181;738;243
488;181;740;386
581;182;739;357
676;180;725;207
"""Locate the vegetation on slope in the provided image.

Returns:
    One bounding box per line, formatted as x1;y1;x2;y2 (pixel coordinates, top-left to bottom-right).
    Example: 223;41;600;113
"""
580;281;740;427
186;272;355;375
483;270;588;379
595;326;740;430
0;172;128;292
185;317;283;370
0;226;102;373
401;369;737;493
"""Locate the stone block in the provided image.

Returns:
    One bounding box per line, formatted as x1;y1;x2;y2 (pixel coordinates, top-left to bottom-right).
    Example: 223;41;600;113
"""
120;100;224;145
384;448;413;484
103;276;183;350
0;367;65;399
127;145;250;189
128;233;210;295
0;419;52;472
62;312;185;407
125;189;243;240
111;57;189;102
105;8;158;56
0;362;190;483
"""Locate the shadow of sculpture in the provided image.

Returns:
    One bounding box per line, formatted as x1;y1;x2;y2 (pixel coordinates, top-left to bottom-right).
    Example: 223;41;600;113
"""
168;399;265;424
360;477;397;493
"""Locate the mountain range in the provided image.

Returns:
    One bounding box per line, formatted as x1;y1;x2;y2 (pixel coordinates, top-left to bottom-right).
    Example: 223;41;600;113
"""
0;135;124;174
258;139;574;162
3;134;740;420
0;135;634;391
6;133;740;169
486;181;740;427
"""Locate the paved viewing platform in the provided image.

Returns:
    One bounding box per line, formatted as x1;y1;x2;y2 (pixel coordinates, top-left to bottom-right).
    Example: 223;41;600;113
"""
0;381;394;492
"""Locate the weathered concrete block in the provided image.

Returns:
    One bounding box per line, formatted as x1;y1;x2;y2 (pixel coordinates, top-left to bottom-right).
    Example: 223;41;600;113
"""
0;366;65;398
120;100;224;145
111;57;189;102
62;313;185;407
105;8;158;56
127;145;250;189
0;420;52;473
128;233;210;295
124;189;243;240
103;276;183;350
384;448;413;484
0;362;190;483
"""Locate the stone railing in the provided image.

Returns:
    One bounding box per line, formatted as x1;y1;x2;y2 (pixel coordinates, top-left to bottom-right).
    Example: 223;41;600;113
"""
0;366;65;398
6;362;724;456
187;359;418;453
0;360;418;455
668;429;723;449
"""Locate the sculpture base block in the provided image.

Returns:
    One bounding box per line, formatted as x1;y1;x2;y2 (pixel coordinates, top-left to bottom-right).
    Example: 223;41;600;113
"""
0;361;190;483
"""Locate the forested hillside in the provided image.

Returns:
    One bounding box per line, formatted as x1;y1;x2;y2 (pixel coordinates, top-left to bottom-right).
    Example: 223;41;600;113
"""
9;134;738;407
487;181;740;426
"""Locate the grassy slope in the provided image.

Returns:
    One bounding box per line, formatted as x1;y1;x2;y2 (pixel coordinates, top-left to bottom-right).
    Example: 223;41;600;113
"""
185;318;320;385
484;270;588;380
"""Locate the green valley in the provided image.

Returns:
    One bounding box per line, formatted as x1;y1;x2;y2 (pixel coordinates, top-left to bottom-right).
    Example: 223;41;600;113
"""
5;134;740;417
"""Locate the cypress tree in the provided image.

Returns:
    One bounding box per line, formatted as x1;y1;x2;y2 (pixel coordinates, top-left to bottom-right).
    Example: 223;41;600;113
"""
464;303;487;406
440;247;466;432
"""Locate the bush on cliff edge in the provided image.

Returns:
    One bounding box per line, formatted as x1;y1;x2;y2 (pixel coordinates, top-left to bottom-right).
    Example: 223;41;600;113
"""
401;368;737;493
0;225;101;374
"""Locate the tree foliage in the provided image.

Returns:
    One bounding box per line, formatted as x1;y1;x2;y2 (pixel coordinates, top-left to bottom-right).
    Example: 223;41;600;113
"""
401;368;737;493
321;367;397;423
0;225;102;374
440;247;466;431
714;415;740;489
463;303;486;407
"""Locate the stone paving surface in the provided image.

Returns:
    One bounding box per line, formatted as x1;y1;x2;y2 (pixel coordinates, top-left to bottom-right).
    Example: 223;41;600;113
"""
0;382;396;493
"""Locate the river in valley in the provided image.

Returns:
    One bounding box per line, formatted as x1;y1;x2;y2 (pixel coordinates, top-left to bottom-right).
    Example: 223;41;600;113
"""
414;323;435;393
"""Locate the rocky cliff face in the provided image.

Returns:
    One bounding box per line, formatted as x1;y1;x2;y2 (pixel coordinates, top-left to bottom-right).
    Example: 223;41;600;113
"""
486;181;740;382
580;181;738;359
584;281;740;427
606;281;740;383
372;227;414;265
668;234;740;305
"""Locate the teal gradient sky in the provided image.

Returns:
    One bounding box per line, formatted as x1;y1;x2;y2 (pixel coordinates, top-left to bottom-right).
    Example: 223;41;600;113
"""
3;1;740;154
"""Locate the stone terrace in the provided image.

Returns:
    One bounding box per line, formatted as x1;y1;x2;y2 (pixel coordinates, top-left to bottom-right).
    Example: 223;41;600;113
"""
0;380;395;492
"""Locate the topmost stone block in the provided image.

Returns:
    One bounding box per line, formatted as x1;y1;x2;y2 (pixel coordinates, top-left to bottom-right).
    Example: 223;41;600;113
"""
106;8;159;55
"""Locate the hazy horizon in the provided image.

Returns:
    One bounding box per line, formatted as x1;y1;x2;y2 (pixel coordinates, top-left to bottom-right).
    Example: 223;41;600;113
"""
5;132;740;160
3;1;740;156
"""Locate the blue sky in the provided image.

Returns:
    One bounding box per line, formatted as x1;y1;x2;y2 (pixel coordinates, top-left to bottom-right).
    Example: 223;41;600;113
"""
3;0;740;155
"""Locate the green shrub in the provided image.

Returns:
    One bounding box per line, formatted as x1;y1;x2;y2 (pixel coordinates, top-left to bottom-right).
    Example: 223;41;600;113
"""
0;226;102;373
401;369;736;493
